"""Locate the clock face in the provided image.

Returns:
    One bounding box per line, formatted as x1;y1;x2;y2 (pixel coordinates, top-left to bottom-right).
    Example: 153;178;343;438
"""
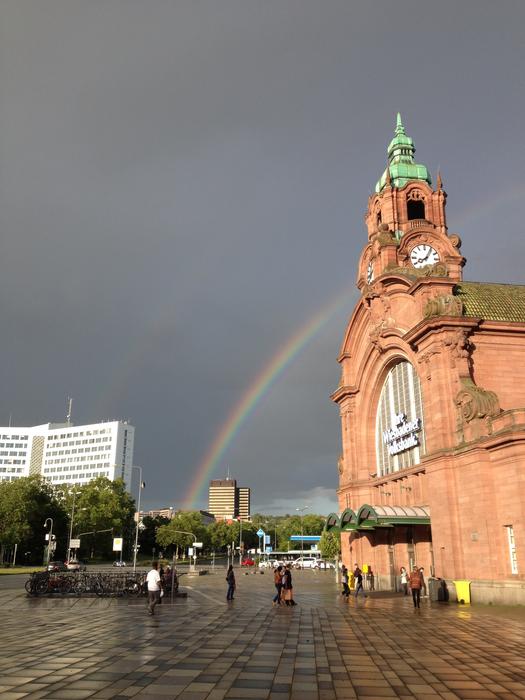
367;261;374;284
410;244;439;269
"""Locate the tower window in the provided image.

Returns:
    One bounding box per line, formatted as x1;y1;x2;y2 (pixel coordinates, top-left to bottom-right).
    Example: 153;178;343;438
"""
407;199;425;220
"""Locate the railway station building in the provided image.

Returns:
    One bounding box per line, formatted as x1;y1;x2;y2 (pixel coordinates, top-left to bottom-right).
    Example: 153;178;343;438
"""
327;115;525;604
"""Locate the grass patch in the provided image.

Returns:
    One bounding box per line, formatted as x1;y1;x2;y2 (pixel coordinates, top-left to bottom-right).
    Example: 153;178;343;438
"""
0;566;43;575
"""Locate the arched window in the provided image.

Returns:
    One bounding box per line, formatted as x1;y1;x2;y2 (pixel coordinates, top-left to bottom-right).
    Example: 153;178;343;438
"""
407;199;425;220
375;361;426;476
407;190;426;220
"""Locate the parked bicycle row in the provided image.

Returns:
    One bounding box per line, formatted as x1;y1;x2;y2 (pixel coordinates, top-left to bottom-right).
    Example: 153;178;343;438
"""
24;569;183;597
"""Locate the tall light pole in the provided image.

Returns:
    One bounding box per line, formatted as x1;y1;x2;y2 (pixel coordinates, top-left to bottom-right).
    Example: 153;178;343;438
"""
67;489;77;562
296;506;310;560
132;466;144;572
238;518;243;567
44;517;54;566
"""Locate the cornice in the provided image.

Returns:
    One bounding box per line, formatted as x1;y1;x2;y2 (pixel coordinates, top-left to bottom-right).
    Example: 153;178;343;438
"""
331;384;359;403
403;315;480;347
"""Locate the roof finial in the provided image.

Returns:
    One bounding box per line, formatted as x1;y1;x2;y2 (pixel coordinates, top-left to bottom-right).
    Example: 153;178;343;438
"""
395;112;405;135
437;169;443;190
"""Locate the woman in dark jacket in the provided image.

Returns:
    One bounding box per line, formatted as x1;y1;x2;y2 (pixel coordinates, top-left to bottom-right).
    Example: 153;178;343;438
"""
226;564;236;601
282;565;297;606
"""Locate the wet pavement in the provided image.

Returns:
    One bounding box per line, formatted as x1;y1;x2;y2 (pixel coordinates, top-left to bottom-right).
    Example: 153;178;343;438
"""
1;569;525;700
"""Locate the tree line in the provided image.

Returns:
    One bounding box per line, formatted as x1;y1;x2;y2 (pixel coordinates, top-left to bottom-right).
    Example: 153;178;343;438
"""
0;475;340;565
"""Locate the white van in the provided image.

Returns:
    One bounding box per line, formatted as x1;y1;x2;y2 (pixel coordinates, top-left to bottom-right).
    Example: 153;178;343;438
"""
293;557;318;569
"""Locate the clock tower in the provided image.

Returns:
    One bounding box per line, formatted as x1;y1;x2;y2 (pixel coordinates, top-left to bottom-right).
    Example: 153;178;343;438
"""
328;116;525;603
359;113;464;290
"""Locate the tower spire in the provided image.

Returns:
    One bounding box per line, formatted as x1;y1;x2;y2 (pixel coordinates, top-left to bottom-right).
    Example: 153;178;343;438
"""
375;115;432;193
395;112;405;136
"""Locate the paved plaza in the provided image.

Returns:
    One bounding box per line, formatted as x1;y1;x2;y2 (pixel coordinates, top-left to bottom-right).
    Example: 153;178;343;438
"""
1;569;525;700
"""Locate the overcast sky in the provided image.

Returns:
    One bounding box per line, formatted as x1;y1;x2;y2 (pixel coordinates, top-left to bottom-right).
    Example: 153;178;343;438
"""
0;1;524;514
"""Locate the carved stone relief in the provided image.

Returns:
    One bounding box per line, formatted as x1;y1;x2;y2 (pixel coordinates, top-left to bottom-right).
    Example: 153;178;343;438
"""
455;377;500;423
424;294;463;318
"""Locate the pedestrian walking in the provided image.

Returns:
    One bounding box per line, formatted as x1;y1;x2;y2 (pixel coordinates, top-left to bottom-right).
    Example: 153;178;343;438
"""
341;565;350;598
226;564;236;601
419;567;427;597
354;565;366;598
146;561;163;616
409;566;423;609
367;566;375;591
272;565;283;606
400;566;409;595
282;564;296;606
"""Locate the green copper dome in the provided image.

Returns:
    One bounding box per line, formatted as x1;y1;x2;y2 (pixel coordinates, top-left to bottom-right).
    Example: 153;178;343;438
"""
375;114;432;193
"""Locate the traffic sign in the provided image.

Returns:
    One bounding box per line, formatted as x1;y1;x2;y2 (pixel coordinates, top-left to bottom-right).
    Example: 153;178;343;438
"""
256;528;265;538
113;537;123;552
194;542;203;548
70;538;81;549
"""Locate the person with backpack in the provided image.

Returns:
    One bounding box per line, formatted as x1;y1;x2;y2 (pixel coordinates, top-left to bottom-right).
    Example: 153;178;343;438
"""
354;564;366;598
272;565;283;606
409;565;423;609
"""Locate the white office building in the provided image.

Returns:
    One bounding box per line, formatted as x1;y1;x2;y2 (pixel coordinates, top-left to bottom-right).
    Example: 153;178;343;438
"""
0;420;134;490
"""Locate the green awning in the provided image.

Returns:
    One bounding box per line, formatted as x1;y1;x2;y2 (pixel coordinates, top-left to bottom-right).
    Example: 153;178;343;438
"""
325;504;430;532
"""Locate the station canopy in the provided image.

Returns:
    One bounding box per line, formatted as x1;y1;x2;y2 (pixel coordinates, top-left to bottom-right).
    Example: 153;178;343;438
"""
325;504;430;532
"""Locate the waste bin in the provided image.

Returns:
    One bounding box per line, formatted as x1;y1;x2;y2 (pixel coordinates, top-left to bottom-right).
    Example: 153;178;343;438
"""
437;579;449;602
453;579;471;604
428;577;441;601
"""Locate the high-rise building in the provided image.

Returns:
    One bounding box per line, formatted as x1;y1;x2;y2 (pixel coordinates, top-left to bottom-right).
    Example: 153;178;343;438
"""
238;487;250;520
208;478;251;520
0;420;134;490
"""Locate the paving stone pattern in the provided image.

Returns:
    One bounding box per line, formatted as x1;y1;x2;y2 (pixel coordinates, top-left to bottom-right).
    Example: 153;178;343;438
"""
1;570;525;699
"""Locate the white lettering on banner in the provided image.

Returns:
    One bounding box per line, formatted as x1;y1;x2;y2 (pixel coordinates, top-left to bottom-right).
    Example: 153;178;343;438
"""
382;412;422;455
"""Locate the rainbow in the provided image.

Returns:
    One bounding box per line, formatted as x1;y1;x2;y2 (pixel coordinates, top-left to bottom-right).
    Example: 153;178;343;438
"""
182;288;354;507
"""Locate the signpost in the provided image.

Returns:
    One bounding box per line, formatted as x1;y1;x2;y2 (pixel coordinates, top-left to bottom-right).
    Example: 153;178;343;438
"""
256;528;265;555
113;537;123;564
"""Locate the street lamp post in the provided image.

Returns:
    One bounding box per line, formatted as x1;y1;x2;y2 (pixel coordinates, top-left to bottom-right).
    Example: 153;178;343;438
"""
132;466;144;572
238;518;243;567
44;517;54;566
67;489;77;563
296;506;310;560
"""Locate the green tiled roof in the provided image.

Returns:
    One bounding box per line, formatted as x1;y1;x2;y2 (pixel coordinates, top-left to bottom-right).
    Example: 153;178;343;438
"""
456;282;525;323
375;114;432;193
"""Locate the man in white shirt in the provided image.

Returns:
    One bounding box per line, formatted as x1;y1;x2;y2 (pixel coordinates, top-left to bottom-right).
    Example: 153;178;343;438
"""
146;561;162;616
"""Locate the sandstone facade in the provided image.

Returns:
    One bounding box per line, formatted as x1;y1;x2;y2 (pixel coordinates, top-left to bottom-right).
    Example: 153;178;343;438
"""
328;116;525;603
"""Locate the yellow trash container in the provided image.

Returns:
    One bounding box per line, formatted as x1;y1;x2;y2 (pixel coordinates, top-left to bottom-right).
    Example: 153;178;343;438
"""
453;580;471;604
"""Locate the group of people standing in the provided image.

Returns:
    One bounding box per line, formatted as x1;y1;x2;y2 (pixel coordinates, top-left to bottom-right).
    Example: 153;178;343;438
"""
400;566;426;608
272;564;296;606
341;564;367;599
225;563;297;606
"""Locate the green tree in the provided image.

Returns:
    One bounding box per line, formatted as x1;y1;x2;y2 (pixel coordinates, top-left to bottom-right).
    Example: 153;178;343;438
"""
156;511;208;557
138;515;170;560
56;477;136;560
319;530;341;560
0;476;68;564
208;520;239;551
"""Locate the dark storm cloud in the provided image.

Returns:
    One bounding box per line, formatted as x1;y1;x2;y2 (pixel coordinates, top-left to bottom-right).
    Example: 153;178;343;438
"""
0;1;524;514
